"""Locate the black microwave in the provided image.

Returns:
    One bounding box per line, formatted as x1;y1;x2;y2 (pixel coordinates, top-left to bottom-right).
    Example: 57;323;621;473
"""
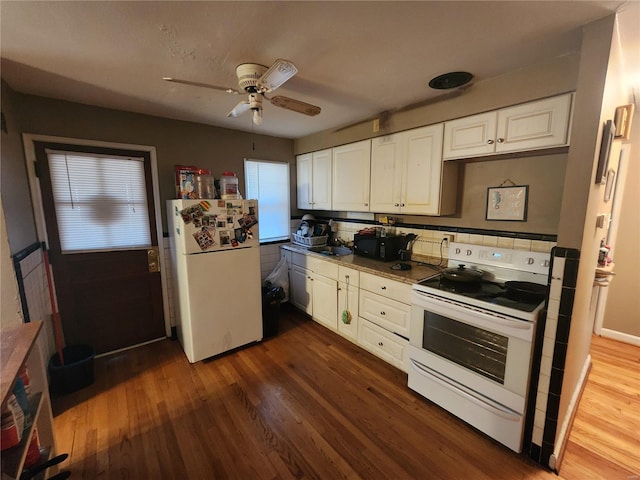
353;234;405;262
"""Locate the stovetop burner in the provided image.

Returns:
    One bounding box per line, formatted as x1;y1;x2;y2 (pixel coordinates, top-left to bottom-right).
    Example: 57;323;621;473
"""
417;275;543;313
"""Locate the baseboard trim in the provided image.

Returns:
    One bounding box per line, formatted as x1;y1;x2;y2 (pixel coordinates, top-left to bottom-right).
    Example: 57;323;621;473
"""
600;329;640;346
95;337;166;359
548;354;592;472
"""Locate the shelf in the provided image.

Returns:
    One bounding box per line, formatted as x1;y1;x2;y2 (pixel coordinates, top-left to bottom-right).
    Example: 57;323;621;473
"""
1;322;42;409
1;393;44;479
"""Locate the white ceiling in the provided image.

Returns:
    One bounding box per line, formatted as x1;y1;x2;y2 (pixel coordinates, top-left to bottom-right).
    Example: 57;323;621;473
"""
1;1;638;139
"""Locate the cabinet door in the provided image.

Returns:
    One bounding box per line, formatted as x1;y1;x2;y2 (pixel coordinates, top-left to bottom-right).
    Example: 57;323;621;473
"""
332;140;371;211
312;149;332;210
296;153;313;209
312;274;338;330
401;124;445;215
291;265;312;314
337;280;359;341
370;134;402;213
443;112;497;160
495;93;572;153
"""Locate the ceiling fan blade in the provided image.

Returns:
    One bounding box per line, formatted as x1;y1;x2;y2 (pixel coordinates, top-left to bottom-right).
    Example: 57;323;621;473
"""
269;96;321;116
163;77;240;94
227;101;251;118
257;59;298;92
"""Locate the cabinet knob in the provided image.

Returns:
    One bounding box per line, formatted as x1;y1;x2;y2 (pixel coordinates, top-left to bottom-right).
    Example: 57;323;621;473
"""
394;203;400;207
401;203;405;207
497;138;505;143
378;341;384;347
487;139;494;145
364;203;369;206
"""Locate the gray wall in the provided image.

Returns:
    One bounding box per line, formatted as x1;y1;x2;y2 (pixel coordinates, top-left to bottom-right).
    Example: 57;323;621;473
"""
1;81;38;253
11;91;295;233
293;54;580;236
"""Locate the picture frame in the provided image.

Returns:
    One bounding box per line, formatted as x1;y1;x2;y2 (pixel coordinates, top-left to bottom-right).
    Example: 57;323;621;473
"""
595;120;615;184
614;104;634;140
486;185;528;221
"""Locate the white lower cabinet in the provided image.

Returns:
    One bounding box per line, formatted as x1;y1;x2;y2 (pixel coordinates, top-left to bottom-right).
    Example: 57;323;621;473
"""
312;274;338;330
287;250;411;372
357;272;411;372
337;266;359;341
291;264;313;315
290;252;338;330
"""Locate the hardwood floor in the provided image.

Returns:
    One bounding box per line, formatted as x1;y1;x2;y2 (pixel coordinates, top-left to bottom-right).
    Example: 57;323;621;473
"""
51;306;639;479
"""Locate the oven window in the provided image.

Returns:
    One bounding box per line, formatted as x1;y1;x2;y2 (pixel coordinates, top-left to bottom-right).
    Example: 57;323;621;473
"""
422;311;508;384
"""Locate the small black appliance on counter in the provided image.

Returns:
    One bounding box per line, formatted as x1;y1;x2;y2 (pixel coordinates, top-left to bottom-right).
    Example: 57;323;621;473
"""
353;234;406;261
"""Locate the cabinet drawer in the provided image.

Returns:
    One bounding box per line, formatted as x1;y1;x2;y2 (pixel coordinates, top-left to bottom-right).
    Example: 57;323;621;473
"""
291;251;308;268
358;318;407;372
360;272;412;304
307;256;338;279
359;289;410;337
338;266;359;287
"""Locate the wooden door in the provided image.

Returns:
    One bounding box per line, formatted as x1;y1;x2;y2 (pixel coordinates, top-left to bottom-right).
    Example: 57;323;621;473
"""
34;142;165;354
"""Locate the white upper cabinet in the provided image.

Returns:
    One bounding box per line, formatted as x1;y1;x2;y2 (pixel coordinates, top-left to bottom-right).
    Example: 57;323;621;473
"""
370;124;456;216
296;148;332;210
332;140;371;212
443;93;573;160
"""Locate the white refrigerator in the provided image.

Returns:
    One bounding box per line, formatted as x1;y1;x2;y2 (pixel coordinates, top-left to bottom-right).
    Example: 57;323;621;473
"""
167;198;262;363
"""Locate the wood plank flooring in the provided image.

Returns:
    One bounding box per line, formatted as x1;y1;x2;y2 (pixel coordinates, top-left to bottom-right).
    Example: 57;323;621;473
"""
51;306;639;479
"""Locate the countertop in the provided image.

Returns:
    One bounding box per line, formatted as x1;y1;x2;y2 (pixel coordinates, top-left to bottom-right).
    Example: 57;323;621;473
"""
282;243;444;285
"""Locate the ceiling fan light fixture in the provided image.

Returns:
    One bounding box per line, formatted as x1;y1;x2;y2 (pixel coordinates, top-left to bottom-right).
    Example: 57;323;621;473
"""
428;71;473;90
252;108;263;125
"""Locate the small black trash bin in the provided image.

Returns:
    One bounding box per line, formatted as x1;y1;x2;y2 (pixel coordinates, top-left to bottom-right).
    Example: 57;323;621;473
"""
262;285;285;337
49;344;95;395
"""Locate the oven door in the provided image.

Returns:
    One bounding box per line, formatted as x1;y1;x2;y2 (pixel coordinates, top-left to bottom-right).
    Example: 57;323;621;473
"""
409;289;535;411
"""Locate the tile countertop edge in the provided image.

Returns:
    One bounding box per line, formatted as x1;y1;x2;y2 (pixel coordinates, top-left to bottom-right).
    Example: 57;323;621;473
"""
281;244;443;285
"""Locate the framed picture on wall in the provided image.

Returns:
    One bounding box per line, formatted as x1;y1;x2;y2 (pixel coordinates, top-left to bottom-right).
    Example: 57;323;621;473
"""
614;104;634;140
486;185;528;221
595;120;615;184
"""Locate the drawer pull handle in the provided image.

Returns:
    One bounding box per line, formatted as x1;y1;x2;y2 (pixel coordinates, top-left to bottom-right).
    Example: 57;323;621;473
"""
380;311;386;316
381;286;387;290
378;341;384;347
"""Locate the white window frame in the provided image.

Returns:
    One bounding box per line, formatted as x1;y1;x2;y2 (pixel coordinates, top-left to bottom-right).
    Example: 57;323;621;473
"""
244;159;290;243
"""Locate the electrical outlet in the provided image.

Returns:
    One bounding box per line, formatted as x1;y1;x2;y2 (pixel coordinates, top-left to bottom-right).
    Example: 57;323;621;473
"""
440;234;453;246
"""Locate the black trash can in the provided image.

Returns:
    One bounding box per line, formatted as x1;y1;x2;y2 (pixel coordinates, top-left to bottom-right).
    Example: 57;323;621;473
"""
49;344;95;395
262;285;285;337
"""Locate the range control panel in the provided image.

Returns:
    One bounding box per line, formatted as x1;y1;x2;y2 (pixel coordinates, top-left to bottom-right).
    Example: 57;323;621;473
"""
449;242;551;275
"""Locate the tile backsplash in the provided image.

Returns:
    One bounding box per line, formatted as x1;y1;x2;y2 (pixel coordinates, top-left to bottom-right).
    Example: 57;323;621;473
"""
314;220;556;257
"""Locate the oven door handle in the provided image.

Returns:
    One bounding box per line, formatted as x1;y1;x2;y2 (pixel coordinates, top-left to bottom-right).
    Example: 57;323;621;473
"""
413;290;533;330
409;359;521;421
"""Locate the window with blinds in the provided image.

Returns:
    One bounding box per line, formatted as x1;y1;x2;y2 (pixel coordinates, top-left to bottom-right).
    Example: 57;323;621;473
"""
47;150;152;253
244;159;290;242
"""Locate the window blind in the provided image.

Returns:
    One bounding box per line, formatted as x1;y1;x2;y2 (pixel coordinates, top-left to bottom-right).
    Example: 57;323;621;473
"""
245;159;290;242
47;150;152;253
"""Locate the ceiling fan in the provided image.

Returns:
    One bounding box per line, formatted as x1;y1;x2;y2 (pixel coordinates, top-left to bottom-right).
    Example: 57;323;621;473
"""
164;59;321;125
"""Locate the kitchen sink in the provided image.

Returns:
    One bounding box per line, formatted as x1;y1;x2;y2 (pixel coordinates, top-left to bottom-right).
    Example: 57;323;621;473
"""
308;245;353;256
